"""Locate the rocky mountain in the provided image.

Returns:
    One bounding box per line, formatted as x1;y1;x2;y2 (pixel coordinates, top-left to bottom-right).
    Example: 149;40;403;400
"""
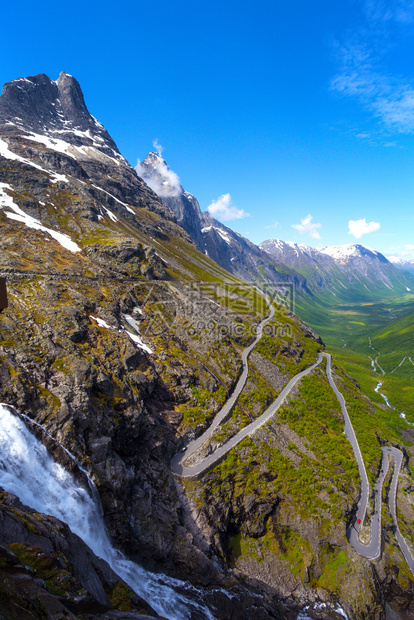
0;72;175;226
260;239;414;301
0;72;414;620
136;151;206;248
137;152;300;285
137;155;414;308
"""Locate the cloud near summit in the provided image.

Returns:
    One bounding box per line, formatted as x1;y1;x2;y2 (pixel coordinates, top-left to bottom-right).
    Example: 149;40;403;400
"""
135;150;182;198
206;193;249;221
348;218;380;238
292;214;321;239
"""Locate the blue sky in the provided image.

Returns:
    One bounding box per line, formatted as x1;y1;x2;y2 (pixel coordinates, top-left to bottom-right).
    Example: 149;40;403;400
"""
2;0;414;259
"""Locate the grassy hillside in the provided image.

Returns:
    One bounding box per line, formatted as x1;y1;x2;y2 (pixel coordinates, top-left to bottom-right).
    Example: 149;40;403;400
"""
295;283;414;423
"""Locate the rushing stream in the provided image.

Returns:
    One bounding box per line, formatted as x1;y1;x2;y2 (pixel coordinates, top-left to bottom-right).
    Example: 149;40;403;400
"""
0;404;215;620
374;381;393;408
374;381;413;425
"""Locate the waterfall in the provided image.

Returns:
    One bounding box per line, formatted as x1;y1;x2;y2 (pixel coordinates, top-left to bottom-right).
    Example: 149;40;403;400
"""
0;404;215;620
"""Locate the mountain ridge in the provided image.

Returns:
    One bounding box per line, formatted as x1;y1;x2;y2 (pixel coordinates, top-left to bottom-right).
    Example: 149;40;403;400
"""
136;151;304;286
260;237;414;300
136;152;414;305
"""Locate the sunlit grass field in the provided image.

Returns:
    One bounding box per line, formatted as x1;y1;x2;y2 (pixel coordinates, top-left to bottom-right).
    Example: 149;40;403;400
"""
296;290;414;423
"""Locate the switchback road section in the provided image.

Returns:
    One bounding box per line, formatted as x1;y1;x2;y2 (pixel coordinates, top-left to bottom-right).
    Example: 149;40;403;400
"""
171;322;414;575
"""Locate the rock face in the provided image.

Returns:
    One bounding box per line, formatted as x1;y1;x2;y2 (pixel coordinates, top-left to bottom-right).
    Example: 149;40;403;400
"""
137;152;206;248
0;488;159;619
0;72;176;224
0;72;413;620
0;72;119;157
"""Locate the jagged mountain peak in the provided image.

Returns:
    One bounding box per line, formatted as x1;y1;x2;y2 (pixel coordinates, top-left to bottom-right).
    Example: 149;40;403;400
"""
136;152;207;243
259;238;325;262
136;151;183;198
0;71;121;160
54;71;94;130
0;71;176;230
1;72;88;128
142;151;165;165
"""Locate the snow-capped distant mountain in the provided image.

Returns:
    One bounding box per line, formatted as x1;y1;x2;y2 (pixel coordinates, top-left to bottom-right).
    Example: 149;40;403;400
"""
136;154;414;300
388;256;414;273
260;239;332;266
318;243;397;283
260;239;414;300
320;244;388;264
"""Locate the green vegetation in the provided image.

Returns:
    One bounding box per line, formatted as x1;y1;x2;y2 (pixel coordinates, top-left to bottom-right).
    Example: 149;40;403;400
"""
192;366;361;542
108;580;135;612
179;385;227;426
255;312;321;377
277;369;359;495
315;547;351;592
333;364;406;480
8;543;77;598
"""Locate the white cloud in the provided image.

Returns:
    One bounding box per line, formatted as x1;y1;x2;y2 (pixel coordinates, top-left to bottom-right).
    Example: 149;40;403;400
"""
206;193;249;221
266;220;279;229
365;0;414;24
135;155;182;198
348;218;380;238
406;243;414;249
292;214;321;239
331;4;414;134
153;138;163;156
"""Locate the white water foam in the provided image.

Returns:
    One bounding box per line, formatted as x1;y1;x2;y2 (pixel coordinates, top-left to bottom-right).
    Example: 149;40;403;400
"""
0;404;215;620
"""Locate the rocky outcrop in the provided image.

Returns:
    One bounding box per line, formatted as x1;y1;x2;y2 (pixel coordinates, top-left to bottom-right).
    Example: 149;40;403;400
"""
0;72;177;224
0;488;160;619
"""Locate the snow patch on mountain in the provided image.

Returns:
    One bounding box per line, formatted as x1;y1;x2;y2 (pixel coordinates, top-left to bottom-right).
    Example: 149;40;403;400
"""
22;130;124;166
90;184;135;214
90;316;114;329
125;329;154;354
0;182;81;252
0;138;68;183
201;226;231;244
101;205;118;222
320;244;379;263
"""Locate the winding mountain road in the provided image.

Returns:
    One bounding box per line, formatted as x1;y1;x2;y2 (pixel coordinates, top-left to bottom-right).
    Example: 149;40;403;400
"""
171;352;323;477
171;308;414;575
